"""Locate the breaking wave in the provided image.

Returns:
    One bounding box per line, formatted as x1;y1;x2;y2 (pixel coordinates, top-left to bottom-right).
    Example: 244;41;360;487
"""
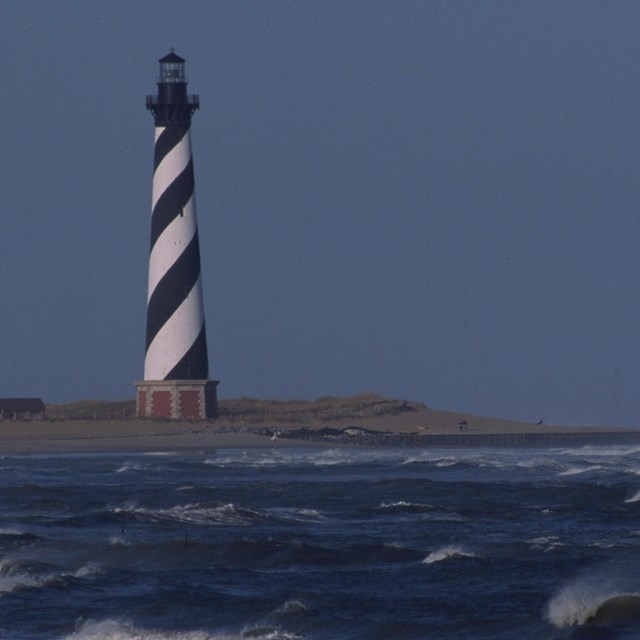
205;449;373;468
526;536;565;552
558;464;605;477
374;501;435;514
546;566;640;628
422;545;479;564
64;618;305;640
0;559;101;595
114;502;268;527
625;488;640;503
116;461;146;474
272;599;310;615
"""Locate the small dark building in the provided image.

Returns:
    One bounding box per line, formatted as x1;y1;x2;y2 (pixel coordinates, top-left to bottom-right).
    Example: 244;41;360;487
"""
0;398;46;421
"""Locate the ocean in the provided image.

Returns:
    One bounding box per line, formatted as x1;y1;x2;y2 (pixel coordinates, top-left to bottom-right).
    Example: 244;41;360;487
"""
1;446;640;639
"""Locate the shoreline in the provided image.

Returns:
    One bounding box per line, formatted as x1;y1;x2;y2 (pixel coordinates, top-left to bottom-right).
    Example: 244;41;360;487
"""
0;415;639;455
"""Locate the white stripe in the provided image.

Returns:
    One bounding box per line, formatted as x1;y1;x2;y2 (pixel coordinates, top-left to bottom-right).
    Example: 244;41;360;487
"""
144;276;206;379
147;194;197;301
152;128;192;211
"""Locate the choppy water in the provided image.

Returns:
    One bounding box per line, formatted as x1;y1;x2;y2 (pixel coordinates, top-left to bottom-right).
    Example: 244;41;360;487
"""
1;446;640;639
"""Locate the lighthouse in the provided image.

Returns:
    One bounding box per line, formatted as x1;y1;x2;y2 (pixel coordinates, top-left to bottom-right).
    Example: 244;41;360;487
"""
135;50;218;420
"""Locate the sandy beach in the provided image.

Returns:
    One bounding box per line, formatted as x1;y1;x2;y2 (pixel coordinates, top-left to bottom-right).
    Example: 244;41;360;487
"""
2;395;639;454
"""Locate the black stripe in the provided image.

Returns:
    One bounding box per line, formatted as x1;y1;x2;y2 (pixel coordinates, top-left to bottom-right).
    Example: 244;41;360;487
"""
154;125;189;171
165;324;209;380
145;231;202;351
149;158;194;251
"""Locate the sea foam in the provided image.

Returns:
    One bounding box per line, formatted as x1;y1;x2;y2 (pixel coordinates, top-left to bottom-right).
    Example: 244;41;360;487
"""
65;618;304;640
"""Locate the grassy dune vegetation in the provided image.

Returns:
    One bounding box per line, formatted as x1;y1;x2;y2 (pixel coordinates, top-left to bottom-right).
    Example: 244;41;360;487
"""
42;394;560;436
45;394;420;423
216;394;419;423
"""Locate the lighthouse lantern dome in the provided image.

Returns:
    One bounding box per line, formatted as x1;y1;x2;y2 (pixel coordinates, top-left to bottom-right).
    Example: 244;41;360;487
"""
148;49;198;124
159;50;186;84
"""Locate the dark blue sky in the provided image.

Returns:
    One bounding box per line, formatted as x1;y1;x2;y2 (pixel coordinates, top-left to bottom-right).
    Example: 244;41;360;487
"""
3;1;640;426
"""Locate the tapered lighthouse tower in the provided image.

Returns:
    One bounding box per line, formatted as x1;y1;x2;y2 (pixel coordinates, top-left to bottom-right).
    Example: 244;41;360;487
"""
135;50;218;419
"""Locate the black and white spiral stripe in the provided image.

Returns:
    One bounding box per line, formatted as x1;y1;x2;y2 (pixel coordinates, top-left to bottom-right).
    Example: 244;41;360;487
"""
144;124;209;380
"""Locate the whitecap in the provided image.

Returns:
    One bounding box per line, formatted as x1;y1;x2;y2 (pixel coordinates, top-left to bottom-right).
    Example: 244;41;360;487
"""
273;599;309;614
385;541;408;550
116;462;143;474
241;626;304;640
117;502;264;527
558;465;604;477
307;450;365;466
559;444;640;457
64;618;236;639
0;558;91;595
0;560;49;594
108;535;130;547
422;545;478;564
590;541;616;549
515;457;554;470
625;488;640;503
401;453;460;467
375;501;435;513
526;536;564;552
294;509;325;521
74;563;102;578
65;618;306;639
546;569;640;628
527;536;560;545
435;458;459;467
207;448;394;469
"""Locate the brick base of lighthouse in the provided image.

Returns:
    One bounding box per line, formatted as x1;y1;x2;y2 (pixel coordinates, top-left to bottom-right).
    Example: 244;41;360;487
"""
135;380;219;420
